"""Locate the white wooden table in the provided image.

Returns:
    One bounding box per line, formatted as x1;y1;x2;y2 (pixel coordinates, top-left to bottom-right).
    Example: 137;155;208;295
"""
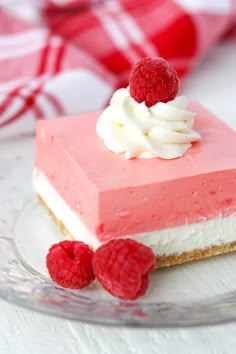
0;40;236;354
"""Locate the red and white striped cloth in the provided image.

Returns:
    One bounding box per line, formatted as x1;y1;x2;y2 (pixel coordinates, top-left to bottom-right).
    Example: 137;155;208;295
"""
0;0;236;128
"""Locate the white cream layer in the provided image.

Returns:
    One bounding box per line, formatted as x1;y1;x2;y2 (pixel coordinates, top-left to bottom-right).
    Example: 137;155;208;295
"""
33;169;236;256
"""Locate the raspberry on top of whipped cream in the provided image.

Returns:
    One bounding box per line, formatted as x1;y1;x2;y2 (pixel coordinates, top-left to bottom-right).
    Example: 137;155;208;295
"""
129;57;179;107
96;57;201;160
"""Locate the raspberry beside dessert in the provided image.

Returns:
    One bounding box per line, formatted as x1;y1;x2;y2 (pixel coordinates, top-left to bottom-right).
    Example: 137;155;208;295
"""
129;57;179;107
92;239;156;300
46;240;95;289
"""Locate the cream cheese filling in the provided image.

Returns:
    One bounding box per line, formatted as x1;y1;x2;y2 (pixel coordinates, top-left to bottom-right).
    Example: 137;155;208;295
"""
33;169;236;256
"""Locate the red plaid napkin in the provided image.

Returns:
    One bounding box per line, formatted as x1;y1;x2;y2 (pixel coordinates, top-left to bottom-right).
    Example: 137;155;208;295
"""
1;0;236;128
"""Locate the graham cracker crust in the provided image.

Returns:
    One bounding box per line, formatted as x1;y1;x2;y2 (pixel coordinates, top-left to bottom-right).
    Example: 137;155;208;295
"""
37;194;236;268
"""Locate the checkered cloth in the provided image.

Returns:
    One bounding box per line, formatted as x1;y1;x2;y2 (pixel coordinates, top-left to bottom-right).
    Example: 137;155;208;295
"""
1;0;236;128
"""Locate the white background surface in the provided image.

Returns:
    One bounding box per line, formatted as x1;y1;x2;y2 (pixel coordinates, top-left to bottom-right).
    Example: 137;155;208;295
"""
0;40;236;354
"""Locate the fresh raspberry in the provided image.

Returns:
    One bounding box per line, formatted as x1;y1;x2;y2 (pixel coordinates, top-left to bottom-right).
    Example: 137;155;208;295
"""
129;57;179;107
46;240;95;289
92;239;155;300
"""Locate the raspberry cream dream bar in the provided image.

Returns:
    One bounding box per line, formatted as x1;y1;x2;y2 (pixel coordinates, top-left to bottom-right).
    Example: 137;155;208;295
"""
34;99;236;268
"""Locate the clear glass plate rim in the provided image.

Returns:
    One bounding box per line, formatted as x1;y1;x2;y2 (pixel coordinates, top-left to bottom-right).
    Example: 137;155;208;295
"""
0;199;236;328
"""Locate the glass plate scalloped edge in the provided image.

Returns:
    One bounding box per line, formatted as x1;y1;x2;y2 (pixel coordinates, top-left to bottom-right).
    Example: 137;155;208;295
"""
1;200;236;328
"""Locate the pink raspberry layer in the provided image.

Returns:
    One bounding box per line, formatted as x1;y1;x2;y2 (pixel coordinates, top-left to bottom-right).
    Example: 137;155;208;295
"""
35;102;236;241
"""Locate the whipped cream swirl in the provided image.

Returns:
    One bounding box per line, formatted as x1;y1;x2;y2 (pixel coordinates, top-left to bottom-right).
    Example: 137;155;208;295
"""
96;88;201;159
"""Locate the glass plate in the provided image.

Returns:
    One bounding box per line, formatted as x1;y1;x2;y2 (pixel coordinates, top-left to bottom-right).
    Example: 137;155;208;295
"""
1;199;236;328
